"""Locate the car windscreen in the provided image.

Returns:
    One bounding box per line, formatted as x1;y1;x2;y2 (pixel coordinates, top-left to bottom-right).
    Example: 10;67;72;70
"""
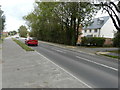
31;37;37;40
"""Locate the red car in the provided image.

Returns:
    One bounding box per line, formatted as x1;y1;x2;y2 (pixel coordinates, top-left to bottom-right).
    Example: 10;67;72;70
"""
25;37;38;46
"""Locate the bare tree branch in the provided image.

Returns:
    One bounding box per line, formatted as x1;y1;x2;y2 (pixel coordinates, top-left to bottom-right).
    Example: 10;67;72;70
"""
102;2;120;27
110;2;120;13
101;2;120;31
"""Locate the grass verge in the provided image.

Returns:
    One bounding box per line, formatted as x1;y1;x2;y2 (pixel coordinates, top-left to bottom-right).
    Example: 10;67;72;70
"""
0;39;3;44
12;38;34;51
0;36;5;44
108;50;120;54
101;54;120;59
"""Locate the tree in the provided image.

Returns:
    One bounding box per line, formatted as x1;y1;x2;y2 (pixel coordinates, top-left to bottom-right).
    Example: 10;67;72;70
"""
0;6;5;38
8;30;17;36
1;15;5;30
113;32;120;47
102;1;120;31
24;2;99;45
18;25;28;37
54;2;98;45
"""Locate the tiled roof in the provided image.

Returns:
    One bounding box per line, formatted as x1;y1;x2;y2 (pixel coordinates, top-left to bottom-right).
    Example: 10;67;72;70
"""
83;16;109;30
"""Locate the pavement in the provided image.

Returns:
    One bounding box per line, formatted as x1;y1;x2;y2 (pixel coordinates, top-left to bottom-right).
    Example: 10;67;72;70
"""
0;43;2;90
2;37;88;88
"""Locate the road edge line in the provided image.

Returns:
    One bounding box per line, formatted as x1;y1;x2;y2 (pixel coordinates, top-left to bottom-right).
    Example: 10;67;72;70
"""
76;56;118;71
35;51;92;88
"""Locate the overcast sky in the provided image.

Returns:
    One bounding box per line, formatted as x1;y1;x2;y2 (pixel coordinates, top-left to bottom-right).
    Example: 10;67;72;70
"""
0;0;35;32
0;0;111;32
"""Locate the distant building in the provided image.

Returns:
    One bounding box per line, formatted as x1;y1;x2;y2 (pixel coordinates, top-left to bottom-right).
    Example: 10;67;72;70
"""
2;32;8;37
82;16;117;38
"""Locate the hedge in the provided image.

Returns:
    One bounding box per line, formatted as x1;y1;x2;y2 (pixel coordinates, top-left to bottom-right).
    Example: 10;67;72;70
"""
81;37;105;47
113;32;120;47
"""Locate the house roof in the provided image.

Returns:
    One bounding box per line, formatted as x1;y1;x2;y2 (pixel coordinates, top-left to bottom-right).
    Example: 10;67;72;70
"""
83;16;109;30
2;32;8;33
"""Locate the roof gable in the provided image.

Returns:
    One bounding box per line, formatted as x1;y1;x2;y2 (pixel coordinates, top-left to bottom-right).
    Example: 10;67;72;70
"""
83;16;109;30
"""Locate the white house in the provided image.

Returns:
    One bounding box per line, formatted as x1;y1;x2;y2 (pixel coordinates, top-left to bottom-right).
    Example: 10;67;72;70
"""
82;16;117;38
119;12;120;19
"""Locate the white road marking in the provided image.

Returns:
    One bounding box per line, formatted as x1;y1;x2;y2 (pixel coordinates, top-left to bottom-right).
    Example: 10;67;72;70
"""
35;51;92;88
76;56;118;71
88;53;95;55
76;50;95;56
39;41;95;56
52;48;66;53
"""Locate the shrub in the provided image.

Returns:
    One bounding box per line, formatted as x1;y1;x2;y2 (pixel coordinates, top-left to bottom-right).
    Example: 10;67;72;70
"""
113;32;120;47
81;37;105;47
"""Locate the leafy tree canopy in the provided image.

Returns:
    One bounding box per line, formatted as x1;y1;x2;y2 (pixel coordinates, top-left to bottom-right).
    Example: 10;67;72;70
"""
24;2;99;45
18;25;28;38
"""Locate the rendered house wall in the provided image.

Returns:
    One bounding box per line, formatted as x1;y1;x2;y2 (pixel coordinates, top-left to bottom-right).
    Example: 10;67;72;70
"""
82;17;117;38
100;18;117;38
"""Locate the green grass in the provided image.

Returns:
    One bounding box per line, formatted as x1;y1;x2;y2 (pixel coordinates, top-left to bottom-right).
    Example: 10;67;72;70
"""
108;50;120;54
12;38;34;51
83;46;115;48
0;39;2;44
0;35;8;43
101;54;120;59
0;38;4;44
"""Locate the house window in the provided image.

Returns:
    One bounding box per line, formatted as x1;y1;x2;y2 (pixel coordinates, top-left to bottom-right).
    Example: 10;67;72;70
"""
87;35;93;37
89;29;92;33
94;29;97;32
94;35;96;37
85;30;87;33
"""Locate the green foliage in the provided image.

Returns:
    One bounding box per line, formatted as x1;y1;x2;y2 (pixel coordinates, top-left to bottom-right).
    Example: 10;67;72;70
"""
81;37;105;47
0;7;5;30
24;2;99;46
0;39;3;44
1;16;5;30
18;25;28;38
12;38;34;51
8;31;17;36
0;7;5;37
109;50;120;54
101;54;120;59
113;32;120;47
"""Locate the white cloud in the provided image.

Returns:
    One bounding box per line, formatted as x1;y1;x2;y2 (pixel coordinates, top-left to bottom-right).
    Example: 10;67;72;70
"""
0;0;35;32
1;0;118;32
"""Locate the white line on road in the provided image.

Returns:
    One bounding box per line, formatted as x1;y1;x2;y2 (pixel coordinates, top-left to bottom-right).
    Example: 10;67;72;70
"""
76;56;118;71
75;50;95;56
52;48;66;53
35;51;92;88
39;41;95;56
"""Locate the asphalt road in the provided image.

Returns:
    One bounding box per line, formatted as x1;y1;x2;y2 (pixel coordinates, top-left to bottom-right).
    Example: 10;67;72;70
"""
20;39;118;88
3;38;91;88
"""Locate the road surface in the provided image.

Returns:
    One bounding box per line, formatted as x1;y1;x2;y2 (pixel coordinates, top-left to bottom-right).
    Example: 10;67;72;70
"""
29;41;118;88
